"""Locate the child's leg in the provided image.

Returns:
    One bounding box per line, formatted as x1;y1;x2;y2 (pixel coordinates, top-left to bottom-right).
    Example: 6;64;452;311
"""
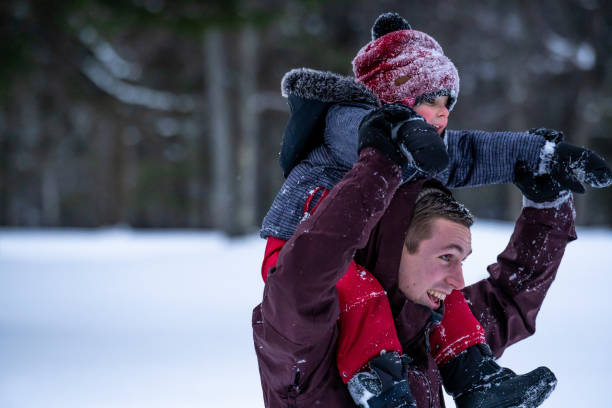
335;261;402;383
428;290;486;365
433;291;556;407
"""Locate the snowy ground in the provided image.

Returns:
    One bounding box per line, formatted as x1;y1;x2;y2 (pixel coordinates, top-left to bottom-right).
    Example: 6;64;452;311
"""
0;222;610;408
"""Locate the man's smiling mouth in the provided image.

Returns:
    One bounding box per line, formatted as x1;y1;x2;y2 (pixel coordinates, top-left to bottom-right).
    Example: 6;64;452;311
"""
427;289;447;301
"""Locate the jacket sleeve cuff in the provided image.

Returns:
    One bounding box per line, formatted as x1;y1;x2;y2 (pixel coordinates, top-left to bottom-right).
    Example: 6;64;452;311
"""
536;140;558;175
522;190;572;211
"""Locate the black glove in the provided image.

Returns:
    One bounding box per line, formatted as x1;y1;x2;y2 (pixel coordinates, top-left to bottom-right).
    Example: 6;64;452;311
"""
550;142;612;192
529;127;565;144
514;161;565;202
516;126;566;202
392;112;449;176
514;138;612;202
368;352;416;408
358;103;449;176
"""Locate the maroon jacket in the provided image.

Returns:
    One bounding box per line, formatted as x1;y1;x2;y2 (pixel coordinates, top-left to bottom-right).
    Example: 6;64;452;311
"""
252;147;576;407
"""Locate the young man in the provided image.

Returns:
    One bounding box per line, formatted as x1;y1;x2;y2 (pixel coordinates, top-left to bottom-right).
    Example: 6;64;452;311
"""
252;101;579;407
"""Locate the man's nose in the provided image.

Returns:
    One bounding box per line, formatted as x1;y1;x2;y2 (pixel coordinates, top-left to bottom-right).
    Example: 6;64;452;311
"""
445;264;465;290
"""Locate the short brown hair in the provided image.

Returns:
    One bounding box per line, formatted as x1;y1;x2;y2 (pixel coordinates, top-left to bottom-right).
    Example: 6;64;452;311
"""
404;190;474;254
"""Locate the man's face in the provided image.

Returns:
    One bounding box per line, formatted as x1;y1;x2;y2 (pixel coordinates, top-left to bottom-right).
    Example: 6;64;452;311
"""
398;217;472;309
413;95;450;135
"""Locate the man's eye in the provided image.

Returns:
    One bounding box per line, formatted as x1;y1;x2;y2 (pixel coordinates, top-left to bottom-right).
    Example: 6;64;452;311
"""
440;255;451;261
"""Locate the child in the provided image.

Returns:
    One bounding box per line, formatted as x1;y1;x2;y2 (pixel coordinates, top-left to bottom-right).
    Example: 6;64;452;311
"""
259;12;606;408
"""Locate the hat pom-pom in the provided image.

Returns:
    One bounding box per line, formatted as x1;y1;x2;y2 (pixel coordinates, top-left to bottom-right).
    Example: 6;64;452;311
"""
371;12;411;41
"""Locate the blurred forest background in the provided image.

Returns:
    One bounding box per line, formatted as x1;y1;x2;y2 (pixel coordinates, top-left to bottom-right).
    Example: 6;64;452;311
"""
1;0;611;235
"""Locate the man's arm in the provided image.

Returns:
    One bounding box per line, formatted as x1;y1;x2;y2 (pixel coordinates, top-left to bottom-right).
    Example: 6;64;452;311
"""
461;195;577;358
256;148;402;400
263;148;401;344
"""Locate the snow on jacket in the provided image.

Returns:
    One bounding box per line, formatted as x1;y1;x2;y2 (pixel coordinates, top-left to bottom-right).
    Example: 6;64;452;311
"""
261;68;547;240
252;147;576;407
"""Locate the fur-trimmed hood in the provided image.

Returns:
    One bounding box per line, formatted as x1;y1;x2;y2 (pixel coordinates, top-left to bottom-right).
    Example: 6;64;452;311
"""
278;68;380;178
281;68;379;106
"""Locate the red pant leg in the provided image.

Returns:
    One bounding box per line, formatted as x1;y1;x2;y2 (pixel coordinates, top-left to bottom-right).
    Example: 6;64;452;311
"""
261;236;285;282
261;238;402;384
335;262;402;383
428;289;487;366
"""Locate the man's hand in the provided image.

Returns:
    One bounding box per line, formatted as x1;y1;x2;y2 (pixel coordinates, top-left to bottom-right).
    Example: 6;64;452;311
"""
514;161;565;202
391;110;449;176
358;103;449;176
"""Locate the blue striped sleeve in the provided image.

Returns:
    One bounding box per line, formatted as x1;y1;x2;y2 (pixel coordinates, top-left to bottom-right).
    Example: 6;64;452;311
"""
444;129;545;188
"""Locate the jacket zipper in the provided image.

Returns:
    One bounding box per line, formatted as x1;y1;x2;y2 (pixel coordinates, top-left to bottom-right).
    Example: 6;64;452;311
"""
287;367;301;407
422;320;437;407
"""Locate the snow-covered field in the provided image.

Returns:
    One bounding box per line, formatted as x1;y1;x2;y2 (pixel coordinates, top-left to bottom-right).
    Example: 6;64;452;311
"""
1;222;610;408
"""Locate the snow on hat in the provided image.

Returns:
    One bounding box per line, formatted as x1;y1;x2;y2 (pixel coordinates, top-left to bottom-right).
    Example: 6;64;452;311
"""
352;12;459;110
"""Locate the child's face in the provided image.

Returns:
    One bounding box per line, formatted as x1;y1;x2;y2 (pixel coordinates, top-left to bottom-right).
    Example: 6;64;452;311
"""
413;95;450;135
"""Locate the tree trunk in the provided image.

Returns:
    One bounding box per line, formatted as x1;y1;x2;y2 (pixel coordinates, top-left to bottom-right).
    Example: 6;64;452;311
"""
204;29;234;233
505;76;527;220
40;157;60;226
237;25;260;233
21;87;43;226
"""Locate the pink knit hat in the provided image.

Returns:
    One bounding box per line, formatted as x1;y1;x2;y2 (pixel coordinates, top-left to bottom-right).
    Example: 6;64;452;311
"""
352;13;459;110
